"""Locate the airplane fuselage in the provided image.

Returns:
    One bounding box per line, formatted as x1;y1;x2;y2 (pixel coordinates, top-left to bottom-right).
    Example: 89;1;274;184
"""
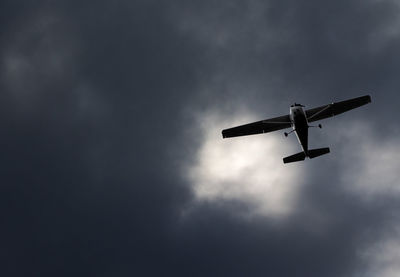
290;106;309;155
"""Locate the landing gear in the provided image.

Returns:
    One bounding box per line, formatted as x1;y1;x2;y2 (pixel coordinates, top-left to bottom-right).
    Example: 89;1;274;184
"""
318;124;322;128
284;129;295;137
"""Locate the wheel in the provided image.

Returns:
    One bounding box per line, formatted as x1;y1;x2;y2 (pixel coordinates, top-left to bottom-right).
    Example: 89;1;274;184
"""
318;124;322;128
284;132;288;137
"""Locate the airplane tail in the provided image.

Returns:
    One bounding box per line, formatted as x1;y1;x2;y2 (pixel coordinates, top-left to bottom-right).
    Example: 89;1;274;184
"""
308;147;330;159
283;147;330;164
283;152;306;164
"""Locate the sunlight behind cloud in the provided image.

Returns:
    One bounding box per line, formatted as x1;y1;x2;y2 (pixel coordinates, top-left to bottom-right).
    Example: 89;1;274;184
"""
185;111;303;218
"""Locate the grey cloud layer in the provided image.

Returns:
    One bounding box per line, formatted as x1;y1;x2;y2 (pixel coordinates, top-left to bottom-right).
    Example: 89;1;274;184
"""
1;1;399;276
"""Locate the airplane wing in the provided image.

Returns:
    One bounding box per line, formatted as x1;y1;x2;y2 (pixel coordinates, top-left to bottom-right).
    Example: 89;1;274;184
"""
222;114;292;138
306;95;371;123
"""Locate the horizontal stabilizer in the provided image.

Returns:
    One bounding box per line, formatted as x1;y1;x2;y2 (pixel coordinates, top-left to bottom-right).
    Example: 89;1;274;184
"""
308;147;330;159
283;152;306;164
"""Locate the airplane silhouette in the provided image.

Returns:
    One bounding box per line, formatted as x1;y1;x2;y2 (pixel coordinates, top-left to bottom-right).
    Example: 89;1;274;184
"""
222;95;372;163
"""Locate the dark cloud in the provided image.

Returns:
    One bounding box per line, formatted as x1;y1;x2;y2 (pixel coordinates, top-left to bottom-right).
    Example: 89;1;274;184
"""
1;1;399;276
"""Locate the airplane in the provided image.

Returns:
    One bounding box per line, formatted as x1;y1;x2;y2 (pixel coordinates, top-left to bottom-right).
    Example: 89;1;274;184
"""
222;95;372;164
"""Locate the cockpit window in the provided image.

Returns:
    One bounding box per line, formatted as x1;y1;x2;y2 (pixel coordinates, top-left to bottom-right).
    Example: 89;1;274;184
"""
291;103;304;107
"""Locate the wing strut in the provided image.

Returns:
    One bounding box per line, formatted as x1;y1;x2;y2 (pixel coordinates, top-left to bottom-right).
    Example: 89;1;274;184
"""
307;104;332;121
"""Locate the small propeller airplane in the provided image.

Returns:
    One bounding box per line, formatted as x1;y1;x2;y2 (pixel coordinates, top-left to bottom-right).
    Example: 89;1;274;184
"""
222;95;372;164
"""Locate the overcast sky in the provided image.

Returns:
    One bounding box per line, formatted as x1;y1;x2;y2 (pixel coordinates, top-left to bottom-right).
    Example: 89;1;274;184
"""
1;1;400;276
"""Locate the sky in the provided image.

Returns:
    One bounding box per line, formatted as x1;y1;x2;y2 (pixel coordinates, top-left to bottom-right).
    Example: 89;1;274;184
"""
1;1;400;276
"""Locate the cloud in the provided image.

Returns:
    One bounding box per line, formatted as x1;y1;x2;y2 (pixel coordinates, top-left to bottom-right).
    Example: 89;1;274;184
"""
357;223;400;277
0;9;80;111
331;120;400;199
183;110;303;218
2;1;400;276
366;0;400;52
172;1;291;51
